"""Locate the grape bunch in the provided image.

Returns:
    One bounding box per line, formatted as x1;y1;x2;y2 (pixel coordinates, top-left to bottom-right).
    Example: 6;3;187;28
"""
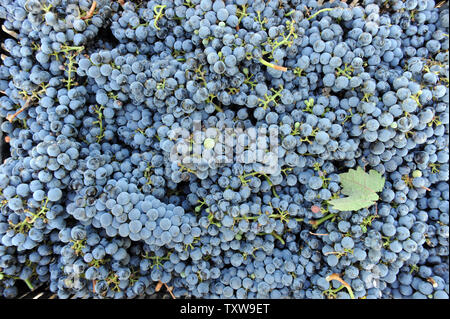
0;0;449;299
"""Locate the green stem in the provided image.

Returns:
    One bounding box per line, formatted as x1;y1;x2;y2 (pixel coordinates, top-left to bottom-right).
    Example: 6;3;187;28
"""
285;9;295;16
272;187;279;198
59;45;84;53
153;5;167;30
235;216;259;220
324;285;345;298
258;58;287;71
307;8;333;20
269;232;285;245
24;278;34;291
258;232;285;245
310;213;337;228
346;286;355;299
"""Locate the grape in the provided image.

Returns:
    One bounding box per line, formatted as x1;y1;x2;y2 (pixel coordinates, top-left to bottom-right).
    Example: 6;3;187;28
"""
308;176;323;190
315;131;330;145
48;188;63;202
341;237;354;249
327;254;339;267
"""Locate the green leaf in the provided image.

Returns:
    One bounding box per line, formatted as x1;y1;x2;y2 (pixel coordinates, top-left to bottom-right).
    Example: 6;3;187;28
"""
328;166;385;212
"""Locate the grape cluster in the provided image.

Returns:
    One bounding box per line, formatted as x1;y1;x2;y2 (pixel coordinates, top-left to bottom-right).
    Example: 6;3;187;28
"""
0;0;449;299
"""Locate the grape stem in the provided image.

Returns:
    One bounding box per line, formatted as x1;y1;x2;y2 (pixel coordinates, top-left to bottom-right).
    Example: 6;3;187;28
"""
155;280;176;299
309;231;329;236
307;8;333;21
153;5;167;30
258;58;287;72
326;273;355;299
165;283;176;299
1;25;18;38
6;97;32;123
310;213;338;229
155;280;163;292
257;231;285;245
81;1;97;20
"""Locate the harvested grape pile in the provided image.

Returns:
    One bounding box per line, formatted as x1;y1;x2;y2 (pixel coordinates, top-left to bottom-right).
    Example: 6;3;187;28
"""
0;0;449;299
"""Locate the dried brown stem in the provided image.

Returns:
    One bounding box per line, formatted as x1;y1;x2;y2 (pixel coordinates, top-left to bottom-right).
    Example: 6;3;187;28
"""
309;232;329;236
81;1;97;20
1;25;18;38
326;273;349;287
6;98;32;123
164;283;176;299
427;277;438;288
324;251;342;256
155;280;176;299
155;280;163;292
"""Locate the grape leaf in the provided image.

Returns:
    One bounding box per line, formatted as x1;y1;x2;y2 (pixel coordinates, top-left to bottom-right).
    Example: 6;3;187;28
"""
328;166;385;211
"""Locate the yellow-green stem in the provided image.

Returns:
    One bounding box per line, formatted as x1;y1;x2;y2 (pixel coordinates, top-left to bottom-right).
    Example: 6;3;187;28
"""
307;8;333;20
